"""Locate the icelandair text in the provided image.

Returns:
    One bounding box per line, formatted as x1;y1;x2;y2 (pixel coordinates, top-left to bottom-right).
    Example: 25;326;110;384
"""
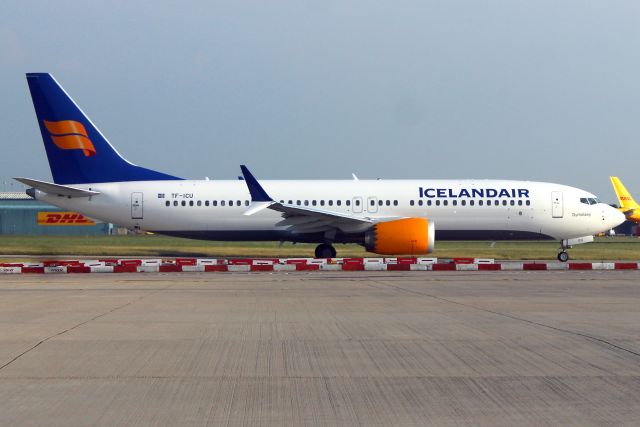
419;187;530;199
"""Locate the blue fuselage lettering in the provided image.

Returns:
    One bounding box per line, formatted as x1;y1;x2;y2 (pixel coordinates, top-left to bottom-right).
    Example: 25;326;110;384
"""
419;187;530;199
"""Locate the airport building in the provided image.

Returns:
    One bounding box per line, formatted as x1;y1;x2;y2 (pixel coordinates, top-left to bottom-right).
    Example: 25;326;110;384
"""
0;192;112;235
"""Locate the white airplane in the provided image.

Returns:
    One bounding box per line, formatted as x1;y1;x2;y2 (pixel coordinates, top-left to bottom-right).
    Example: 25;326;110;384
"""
16;73;625;262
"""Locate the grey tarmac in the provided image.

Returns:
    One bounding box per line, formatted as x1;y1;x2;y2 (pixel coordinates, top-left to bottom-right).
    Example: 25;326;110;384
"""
1;271;640;426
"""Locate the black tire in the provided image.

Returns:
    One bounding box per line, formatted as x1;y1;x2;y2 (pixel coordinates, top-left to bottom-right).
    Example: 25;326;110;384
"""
557;251;569;262
315;244;336;259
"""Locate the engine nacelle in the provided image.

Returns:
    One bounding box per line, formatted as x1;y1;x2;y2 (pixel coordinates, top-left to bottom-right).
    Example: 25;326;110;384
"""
364;218;434;255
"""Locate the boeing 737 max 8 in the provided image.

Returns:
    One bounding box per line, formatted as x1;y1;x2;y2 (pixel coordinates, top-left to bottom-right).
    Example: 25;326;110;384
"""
16;73;625;261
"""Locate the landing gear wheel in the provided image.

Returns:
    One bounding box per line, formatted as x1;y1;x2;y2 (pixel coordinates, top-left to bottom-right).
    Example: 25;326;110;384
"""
315;243;337;259
557;251;569;262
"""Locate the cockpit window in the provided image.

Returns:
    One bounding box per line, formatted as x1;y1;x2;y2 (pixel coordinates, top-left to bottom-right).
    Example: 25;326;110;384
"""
580;197;599;205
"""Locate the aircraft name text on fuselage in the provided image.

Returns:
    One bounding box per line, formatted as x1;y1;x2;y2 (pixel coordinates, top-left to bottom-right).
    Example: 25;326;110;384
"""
419;187;530;199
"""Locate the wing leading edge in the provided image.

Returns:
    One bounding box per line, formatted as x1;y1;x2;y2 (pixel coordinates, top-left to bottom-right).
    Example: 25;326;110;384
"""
239;165;400;234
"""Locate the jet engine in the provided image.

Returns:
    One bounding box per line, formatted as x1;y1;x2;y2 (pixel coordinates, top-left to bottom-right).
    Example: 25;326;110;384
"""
364;218;434;255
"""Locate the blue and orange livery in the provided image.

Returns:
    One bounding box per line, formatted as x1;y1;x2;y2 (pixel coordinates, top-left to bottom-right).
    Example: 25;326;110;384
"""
26;73;180;184
44;120;96;157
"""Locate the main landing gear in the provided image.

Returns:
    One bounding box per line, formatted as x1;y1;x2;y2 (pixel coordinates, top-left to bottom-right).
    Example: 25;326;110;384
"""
315;243;336;259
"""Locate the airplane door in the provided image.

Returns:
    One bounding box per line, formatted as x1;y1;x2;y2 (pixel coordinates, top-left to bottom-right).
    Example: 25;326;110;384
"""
367;197;378;213
551;191;563;218
131;192;143;219
352;197;363;213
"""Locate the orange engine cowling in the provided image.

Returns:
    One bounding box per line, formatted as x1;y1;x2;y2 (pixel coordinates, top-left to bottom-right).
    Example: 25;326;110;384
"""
364;218;435;255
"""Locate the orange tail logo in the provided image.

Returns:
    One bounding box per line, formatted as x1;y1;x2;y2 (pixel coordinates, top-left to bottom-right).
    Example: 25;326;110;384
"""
44;120;96;157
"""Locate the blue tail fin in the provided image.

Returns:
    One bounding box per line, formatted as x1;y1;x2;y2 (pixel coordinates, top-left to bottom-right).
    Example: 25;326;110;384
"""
26;73;181;184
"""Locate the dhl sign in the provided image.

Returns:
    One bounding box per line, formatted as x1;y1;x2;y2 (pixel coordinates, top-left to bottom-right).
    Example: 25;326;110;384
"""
37;212;96;226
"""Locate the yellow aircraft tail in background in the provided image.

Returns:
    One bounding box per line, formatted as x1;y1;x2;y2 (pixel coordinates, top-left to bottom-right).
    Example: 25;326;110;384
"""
610;176;640;223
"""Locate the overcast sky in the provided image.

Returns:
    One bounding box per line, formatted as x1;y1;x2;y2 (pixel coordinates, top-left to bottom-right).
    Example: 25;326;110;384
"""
1;1;639;202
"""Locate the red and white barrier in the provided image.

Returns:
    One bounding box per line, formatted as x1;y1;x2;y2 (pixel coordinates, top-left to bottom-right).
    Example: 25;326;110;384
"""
1;259;639;274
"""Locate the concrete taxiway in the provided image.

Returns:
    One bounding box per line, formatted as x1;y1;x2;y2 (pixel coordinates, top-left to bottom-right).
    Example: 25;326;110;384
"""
1;271;640;426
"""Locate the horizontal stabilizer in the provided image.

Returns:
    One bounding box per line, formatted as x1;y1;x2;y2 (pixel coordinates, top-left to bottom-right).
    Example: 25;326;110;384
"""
14;177;100;198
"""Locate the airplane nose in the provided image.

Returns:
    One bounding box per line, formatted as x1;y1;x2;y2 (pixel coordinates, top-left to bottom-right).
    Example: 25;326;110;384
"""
605;206;626;229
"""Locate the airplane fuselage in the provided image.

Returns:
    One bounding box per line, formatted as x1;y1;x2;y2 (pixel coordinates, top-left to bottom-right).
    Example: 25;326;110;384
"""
34;178;623;245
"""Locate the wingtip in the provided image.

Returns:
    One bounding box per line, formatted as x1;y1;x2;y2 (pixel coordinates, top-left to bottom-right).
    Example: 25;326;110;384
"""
239;165;273;203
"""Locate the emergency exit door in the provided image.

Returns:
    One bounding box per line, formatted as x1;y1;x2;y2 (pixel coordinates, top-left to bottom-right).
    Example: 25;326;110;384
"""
551;191;563;218
131;192;143;219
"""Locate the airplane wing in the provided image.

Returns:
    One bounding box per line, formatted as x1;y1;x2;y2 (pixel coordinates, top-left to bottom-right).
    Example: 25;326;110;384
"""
239;165;400;234
14;177;100;198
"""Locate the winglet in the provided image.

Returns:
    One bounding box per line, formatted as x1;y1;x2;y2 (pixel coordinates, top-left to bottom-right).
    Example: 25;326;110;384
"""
240;165;273;202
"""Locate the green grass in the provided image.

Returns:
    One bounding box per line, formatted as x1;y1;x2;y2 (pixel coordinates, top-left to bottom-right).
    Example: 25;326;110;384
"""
0;234;639;261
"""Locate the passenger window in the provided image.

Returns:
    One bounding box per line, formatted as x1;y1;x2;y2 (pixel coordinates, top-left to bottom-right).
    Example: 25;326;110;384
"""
443;200;448;206
436;200;440;206
165;201;170;207
337;200;342;206
378;200;383;206
245;200;249;206
304;200;309;206
355;200;360;206
237;200;241;206
452;200;457;206
328;200;333;206
312;200;317;206
510;200;515;206
213;200;218;206
393;200;398;206
518;200;522;206
502;200;507;206
461;200;466;206
470;200;475;206
173;201;178;206
370;200;375;206
297;200;301;205
320;200;325;206
181;201;186;206
425;200;430;206
525;200;531;206
386;200;390;206
410;200;415;206
479;200;484;206
288;200;293;205
346;200;351;206
228;200;233;206
205;201;210;206
221;201;225;206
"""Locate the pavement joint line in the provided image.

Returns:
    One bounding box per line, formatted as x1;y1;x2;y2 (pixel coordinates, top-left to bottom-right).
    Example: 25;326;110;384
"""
377;280;640;362
0;282;175;372
2;374;639;380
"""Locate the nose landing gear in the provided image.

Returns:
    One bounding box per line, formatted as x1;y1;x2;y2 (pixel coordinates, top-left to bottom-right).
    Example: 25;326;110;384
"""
557;250;569;262
315;243;336;259
557;239;571;262
556;236;594;262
